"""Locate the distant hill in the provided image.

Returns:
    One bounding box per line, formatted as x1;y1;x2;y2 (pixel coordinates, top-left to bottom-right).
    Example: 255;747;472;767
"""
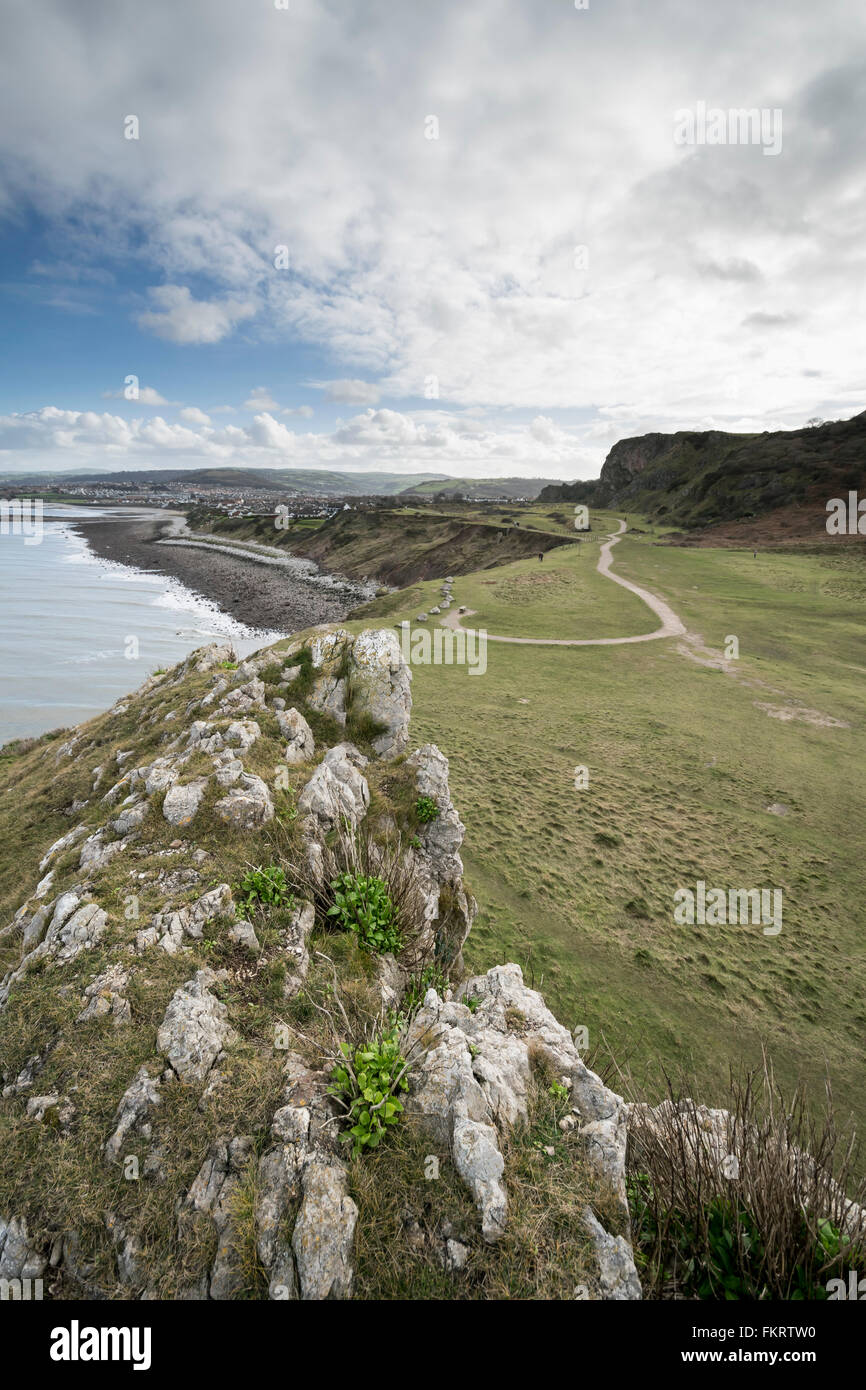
0;466;451;497
538;412;866;532
397;476;559;500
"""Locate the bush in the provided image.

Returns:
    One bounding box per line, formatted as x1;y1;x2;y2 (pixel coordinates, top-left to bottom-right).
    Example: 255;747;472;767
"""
626;1059;866;1300
328;872;402;955
235;864;295;917
415;795;440;824
327;1025;411;1157
285;826;428;967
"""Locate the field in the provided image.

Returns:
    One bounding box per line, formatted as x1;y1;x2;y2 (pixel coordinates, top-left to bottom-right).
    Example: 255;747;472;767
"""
351;521;866;1140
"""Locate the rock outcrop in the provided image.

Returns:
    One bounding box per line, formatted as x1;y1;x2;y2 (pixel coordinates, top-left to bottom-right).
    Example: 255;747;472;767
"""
0;625;641;1302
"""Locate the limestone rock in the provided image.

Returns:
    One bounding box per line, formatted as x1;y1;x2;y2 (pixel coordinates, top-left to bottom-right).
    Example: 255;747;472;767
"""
348;628;412;759
157;969;238;1084
77;962;131;1024
163;778;209;828
104;1066;162;1164
214;773;274;830
277;707;315;764
298;742;369;833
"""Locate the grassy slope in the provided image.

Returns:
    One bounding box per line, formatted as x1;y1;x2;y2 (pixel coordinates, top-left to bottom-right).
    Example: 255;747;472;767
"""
349;528;866;1141
190;507;575;586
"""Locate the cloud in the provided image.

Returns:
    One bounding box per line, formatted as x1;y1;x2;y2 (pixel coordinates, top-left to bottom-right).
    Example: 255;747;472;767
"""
179;405;211;425
317;380;382;406
136;286;257;345
103;385;170;406
243;387;280;412
0;0;864;463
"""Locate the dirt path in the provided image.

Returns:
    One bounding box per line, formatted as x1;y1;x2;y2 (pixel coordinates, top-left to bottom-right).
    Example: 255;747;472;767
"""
439;520;686;647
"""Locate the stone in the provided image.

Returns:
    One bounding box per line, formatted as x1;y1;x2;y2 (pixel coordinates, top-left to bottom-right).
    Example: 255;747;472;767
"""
277;707;315;764
111;798;150;836
26;1093;76;1130
156;969;238;1084
224;719;261;751
347;628;412;759
275;900;314;996
151;884;234;955
214;774;275;830
582;1208;643;1300
228;919;261;954
297;743;369;833
104;1066;162;1164
292;1161;358;1300
217;679;266;717
163;778;209;828
77;963;131;1024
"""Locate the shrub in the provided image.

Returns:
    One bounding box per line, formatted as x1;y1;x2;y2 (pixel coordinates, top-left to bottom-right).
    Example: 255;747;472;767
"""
328;872;402;955
285;826;428;967
414;795;440;824
327;1025;411;1157
626;1058;866;1300
235;864;295;917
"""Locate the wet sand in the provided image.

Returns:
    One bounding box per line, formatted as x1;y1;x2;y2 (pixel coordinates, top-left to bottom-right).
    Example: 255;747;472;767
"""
72;513;365;635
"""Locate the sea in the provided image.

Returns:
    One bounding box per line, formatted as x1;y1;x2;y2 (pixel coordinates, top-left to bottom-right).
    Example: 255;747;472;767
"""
0;504;285;744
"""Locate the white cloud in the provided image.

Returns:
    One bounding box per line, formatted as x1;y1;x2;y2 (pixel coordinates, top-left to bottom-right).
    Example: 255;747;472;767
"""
136;286;257;345
0;1;864;471
179;406;211;425
316;380;381;406
103;385;170;406
243;387;281;412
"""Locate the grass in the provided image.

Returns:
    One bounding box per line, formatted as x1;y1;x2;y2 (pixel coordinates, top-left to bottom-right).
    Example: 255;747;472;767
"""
351;1073;613;1299
344;524;866;1154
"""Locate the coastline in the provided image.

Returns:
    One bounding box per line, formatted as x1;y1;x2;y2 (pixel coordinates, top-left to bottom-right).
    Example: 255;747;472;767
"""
70;510;370;635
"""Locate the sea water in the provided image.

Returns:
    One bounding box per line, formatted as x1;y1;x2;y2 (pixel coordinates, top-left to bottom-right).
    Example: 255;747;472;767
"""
0;505;285;743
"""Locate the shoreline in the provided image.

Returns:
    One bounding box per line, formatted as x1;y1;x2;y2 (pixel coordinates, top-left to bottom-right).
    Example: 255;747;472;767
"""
70;511;370;637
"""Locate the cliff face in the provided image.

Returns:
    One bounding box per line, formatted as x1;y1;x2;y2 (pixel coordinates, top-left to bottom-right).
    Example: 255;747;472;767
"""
0;629;638;1301
538;410;866;531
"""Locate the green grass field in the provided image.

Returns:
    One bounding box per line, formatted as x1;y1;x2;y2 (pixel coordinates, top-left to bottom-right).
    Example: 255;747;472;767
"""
351;524;866;1141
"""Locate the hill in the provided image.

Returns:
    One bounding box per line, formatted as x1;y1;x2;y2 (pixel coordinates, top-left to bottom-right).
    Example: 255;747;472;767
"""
188;507;576;586
0;467;452;497
398;477;559;500
538;412;866;534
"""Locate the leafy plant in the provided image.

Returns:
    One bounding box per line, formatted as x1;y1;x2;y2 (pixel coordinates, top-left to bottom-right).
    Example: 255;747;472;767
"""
415;795;440;824
328;872;402;955
327;1025;411;1157
235;864;295;917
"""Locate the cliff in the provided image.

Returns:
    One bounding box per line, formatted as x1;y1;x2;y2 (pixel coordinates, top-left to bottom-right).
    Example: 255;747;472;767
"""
0;629;637;1300
539;411;866;533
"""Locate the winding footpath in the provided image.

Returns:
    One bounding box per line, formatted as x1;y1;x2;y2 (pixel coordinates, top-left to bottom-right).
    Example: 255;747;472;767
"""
439;519;686;647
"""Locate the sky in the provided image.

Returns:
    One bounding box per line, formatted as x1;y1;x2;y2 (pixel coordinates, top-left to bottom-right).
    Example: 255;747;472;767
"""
0;0;864;480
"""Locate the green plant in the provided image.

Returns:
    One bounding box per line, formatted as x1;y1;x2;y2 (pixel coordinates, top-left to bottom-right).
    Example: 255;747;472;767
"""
328;872;402;955
465;994;481;1013
235;864;295;917
327;1025;411;1157
549;1080;570;1103
409;834;422;850
414;795;440;824
403;962;448;1014
219;660;239;670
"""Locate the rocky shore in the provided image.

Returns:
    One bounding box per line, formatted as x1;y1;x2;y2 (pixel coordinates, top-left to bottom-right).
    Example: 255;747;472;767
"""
72;512;370;635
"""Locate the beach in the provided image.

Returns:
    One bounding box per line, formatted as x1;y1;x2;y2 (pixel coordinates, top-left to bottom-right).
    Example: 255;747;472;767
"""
71;510;369;634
